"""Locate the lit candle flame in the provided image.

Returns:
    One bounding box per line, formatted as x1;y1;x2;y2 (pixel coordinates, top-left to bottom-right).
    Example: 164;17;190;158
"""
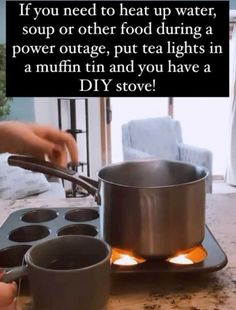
112;248;146;266
113;254;138;266
167;246;207;265
167;254;194;265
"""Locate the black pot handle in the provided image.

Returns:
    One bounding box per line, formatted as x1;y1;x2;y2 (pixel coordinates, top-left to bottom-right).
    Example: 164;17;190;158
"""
8;155;99;200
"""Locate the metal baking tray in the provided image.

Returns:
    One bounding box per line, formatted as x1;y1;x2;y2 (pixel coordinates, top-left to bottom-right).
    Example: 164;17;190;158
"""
0;207;227;274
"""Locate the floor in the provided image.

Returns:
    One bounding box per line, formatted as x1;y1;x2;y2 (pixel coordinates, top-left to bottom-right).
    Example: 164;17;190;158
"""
212;180;236;193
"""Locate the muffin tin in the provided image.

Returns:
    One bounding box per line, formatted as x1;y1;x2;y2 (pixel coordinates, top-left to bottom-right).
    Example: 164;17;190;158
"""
0;207;228;274
0;207;100;269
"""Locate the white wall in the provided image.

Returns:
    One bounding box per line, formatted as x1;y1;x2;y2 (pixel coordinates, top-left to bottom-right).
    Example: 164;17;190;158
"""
88;98;102;179
34;98;59;126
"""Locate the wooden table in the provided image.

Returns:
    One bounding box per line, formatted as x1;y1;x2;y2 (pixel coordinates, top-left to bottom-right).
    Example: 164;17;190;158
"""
0;193;236;310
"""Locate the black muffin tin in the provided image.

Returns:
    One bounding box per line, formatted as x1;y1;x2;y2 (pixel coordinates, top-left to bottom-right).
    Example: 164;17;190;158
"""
0;207;228;274
0;207;100;269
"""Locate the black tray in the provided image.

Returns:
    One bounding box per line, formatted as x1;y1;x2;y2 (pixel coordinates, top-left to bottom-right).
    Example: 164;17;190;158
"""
111;225;228;274
0;207;227;274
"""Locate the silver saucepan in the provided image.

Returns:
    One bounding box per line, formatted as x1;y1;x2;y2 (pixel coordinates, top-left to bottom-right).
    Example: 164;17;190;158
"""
8;155;207;258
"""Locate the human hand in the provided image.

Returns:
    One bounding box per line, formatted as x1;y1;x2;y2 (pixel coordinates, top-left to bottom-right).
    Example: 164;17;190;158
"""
0;121;78;167
0;271;17;310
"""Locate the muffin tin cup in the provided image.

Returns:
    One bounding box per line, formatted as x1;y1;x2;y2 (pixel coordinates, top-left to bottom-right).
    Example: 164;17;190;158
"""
0;245;31;268
65;208;99;222
21;209;58;223
9;225;50;242
58;224;98;237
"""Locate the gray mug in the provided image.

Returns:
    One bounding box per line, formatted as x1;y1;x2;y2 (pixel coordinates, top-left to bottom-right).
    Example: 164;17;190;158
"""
2;235;112;310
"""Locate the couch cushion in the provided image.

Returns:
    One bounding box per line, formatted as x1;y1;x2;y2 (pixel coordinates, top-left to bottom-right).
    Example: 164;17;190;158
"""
0;153;50;199
128;117;179;160
36;181;65;199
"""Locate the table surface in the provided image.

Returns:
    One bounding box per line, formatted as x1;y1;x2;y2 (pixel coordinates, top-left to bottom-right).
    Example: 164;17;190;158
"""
0;193;236;310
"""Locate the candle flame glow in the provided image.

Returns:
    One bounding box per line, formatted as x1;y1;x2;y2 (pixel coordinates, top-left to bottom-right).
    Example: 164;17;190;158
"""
167;254;194;265
167;245;207;265
113;254;138;266
112;248;146;266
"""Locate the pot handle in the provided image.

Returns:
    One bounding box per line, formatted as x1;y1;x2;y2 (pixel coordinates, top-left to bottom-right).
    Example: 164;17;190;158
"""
8;155;99;200
1;266;28;283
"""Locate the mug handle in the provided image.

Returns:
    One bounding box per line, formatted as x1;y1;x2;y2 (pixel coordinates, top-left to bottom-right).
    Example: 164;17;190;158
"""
1;266;28;283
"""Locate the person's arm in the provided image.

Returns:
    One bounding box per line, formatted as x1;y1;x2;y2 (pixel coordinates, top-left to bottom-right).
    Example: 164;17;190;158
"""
0;121;78;167
0;122;79;306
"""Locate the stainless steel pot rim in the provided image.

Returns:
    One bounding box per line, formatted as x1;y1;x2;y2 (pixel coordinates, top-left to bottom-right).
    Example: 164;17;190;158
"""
98;159;208;189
